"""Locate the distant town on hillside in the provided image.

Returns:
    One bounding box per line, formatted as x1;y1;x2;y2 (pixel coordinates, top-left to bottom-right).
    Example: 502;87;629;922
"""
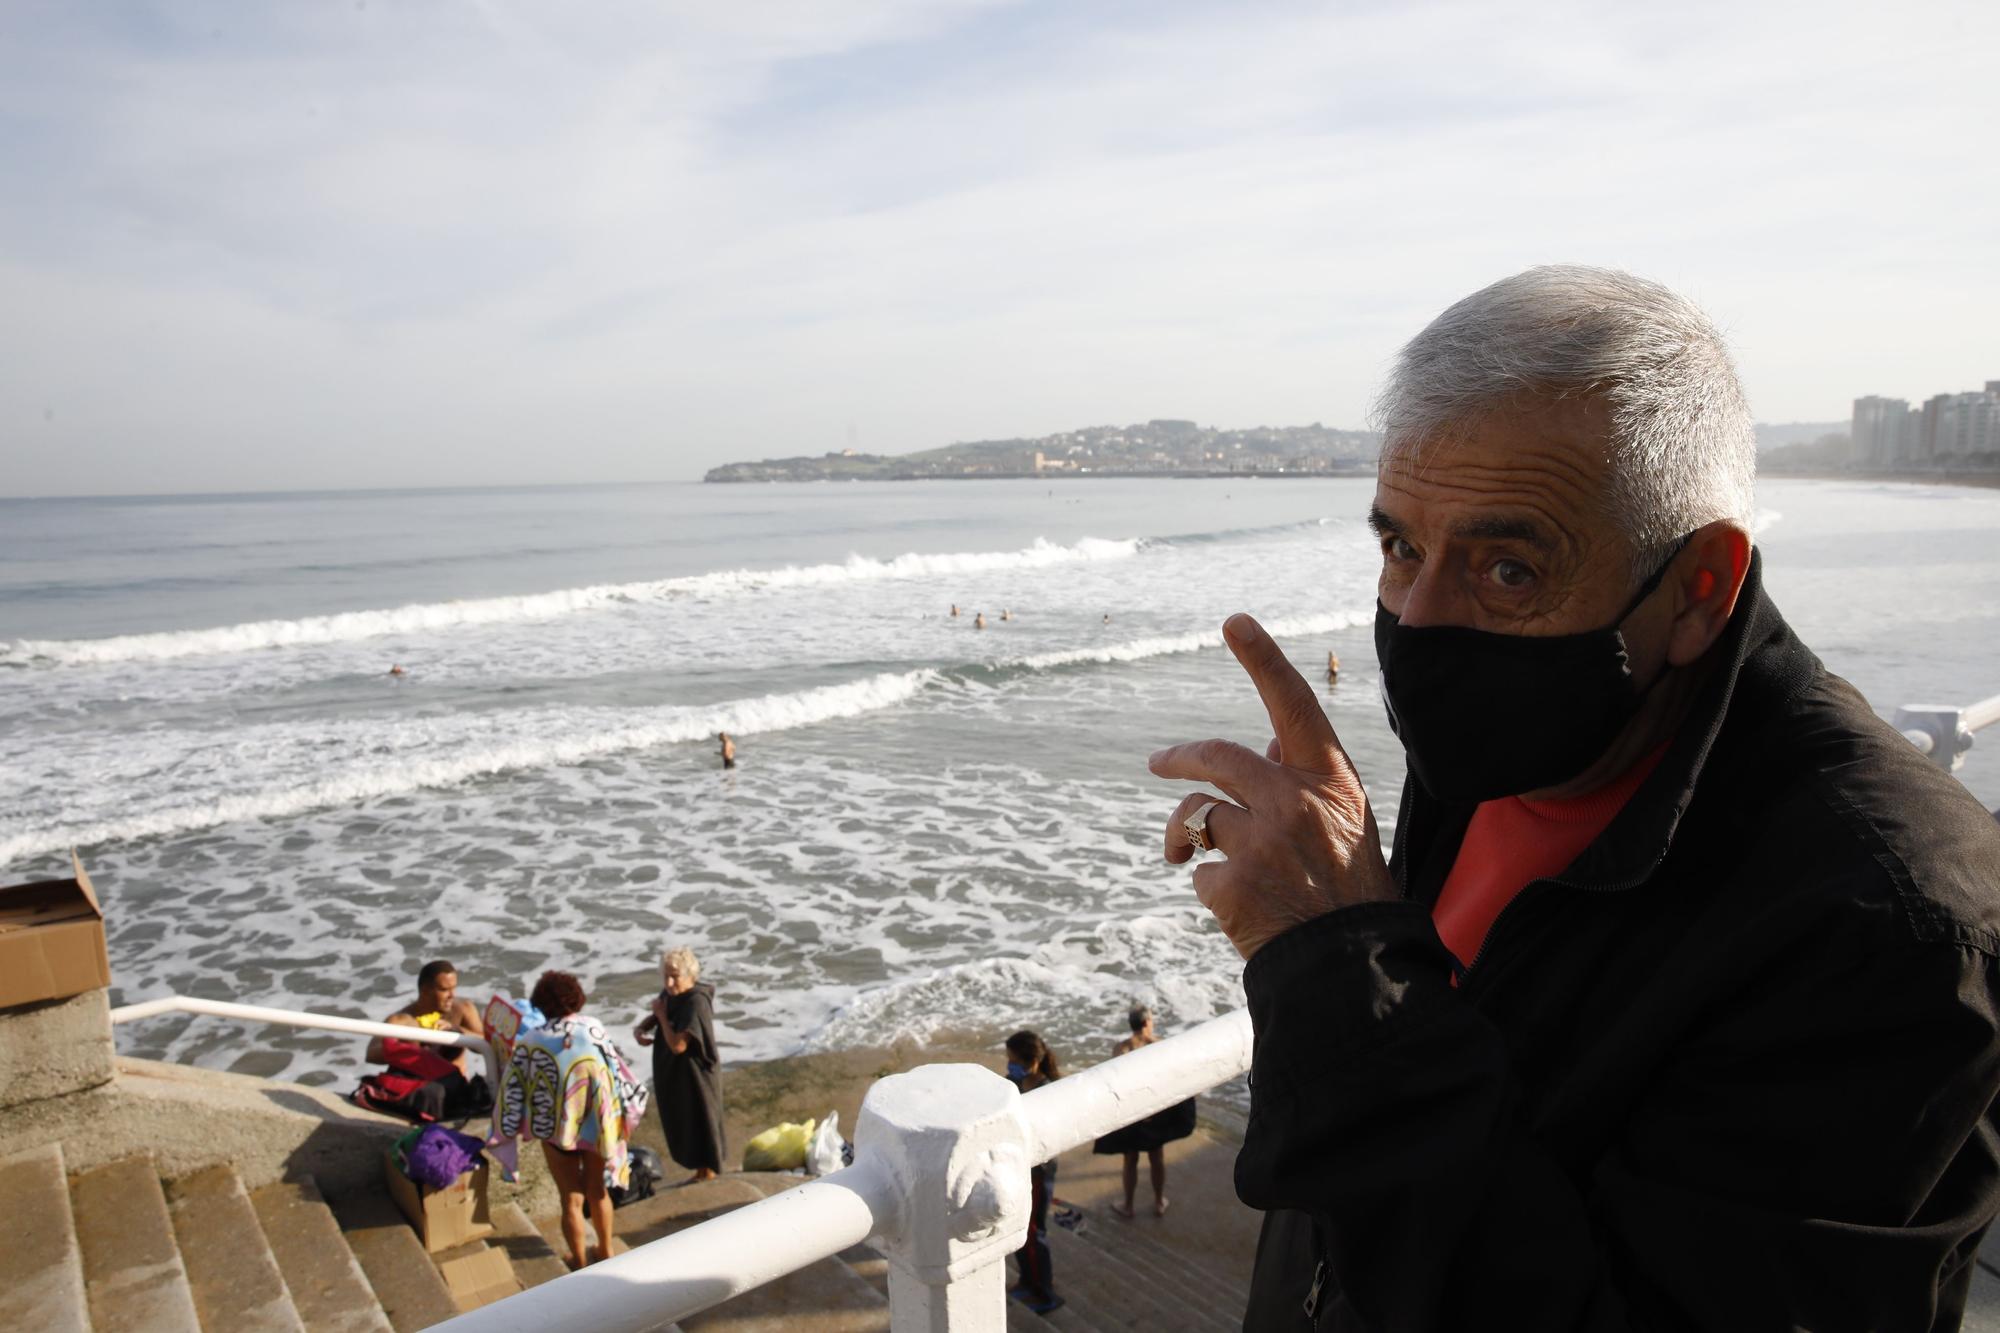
703;420;1382;482
704;400;2000;484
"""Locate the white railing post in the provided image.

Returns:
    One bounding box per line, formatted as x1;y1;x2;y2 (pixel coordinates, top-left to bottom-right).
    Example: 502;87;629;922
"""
857;1063;1031;1333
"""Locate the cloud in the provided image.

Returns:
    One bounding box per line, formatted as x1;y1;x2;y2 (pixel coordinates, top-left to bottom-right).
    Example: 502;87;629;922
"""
1;0;1996;495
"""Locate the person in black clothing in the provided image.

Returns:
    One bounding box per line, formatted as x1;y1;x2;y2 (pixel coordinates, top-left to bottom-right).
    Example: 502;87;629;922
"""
635;945;725;1184
1150;266;2000;1329
1005;1030;1065;1316
1092;1005;1196;1218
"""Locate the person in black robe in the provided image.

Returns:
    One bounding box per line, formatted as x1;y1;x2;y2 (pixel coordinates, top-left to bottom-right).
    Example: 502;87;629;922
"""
1091;1005;1195;1217
635;946;725;1182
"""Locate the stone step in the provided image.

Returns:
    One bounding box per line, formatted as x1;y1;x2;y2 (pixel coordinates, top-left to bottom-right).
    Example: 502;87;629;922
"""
250;1177;393;1333
532;1210;634;1267
327;1190;461;1333
166;1164;306;1332
1060;1213;1246;1328
1007;1251;1115;1332
602;1175;767;1256
1020;1291;1104;1333
0;1143;88;1333
1009;1289;1085;1333
1082;1205;1252;1319
488;1201;569;1289
1046;1221;1231;1333
69;1155;200;1333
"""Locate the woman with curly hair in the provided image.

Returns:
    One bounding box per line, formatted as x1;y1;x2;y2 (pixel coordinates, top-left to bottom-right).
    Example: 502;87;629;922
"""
496;970;650;1269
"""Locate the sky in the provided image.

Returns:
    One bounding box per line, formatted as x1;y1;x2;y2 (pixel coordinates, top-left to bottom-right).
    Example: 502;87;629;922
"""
1;0;1995;497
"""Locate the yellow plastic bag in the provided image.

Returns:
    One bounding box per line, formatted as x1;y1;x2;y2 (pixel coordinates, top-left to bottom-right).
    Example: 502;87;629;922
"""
742;1118;816;1171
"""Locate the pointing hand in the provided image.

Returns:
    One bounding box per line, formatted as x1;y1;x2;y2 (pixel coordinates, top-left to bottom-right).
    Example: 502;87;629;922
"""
1150;614;1396;959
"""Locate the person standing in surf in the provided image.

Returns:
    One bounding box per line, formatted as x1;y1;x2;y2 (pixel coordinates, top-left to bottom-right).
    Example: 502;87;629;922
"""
636;946;725;1184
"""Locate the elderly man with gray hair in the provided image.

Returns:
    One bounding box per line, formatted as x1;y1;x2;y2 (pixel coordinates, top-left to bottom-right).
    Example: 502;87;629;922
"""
1152;267;2000;1329
636;945;725;1184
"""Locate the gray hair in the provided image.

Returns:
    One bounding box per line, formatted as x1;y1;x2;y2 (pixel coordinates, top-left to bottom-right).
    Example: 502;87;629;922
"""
1127;1004;1152;1033
662;946;700;983
1375;265;1756;572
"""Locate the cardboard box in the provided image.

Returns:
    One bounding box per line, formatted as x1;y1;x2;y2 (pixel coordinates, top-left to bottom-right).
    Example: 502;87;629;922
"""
0;854;111;1010
384;1151;493;1253
436;1244;520;1311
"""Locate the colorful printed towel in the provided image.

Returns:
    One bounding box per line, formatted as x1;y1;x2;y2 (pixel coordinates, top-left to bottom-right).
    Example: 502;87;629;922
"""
493;1013;650;1187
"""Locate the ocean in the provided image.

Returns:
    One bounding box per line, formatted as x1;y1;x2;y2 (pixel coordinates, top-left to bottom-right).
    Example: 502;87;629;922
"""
3;477;1997;1090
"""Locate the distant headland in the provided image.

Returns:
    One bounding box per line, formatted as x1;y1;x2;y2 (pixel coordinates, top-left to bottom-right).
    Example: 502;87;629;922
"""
702;416;2000;488
702;419;1382;483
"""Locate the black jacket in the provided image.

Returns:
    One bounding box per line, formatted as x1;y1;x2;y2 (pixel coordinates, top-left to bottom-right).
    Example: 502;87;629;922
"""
1238;555;2000;1331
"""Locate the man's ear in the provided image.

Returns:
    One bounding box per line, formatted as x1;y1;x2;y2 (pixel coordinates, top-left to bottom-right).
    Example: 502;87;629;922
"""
1665;520;1752;668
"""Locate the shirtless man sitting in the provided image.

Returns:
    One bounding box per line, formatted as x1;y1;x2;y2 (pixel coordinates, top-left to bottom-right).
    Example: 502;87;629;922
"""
366;959;486;1073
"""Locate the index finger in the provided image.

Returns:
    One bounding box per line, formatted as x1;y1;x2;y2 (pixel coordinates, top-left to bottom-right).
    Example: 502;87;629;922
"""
1222;613;1341;773
1147;737;1267;806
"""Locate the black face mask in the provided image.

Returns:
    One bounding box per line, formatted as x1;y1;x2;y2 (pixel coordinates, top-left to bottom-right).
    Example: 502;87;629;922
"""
1374;541;1688;803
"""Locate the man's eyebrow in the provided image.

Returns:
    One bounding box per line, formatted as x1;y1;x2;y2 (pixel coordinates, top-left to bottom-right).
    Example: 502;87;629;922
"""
1366;505;1400;536
1449;514;1558;550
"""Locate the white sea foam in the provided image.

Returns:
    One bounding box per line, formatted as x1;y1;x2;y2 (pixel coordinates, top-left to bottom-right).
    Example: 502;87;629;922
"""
0;669;937;864
1007;609;1371;671
797;911;1248;1073
5;537;1144;667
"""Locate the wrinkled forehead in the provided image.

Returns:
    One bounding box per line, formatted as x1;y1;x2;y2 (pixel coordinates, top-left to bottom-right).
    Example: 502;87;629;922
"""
1375;397;1619;545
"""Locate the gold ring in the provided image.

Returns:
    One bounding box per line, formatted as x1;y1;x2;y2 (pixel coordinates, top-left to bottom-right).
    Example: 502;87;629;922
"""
1183;800;1223;853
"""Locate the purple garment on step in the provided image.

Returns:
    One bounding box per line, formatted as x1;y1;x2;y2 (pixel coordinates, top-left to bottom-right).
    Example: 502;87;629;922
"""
405;1123;486;1189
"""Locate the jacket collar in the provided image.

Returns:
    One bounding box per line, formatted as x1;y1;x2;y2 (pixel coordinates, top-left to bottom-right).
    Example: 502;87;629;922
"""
1391;549;1821;898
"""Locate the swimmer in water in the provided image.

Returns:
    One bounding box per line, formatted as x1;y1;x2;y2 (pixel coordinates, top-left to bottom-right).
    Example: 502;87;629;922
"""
1001;609;1013;622
950;604;960;618
388;664;407;677
1103;614;1112;624
719;732;736;769
1326;651;1340;684
974;612;987;630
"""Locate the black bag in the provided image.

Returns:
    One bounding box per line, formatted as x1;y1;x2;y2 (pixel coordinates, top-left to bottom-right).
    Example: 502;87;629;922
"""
610;1146;665;1208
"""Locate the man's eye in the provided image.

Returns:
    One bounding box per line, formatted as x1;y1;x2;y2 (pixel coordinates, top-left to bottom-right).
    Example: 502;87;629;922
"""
1384;536;1419;562
1489;559;1535;589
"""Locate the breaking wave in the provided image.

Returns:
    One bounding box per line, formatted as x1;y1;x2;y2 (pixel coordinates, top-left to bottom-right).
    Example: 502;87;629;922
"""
1004;609;1371;672
4;537;1145;667
0;669;937;864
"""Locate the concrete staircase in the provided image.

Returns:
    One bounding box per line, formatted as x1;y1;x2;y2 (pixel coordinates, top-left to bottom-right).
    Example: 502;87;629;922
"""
0;1141;1247;1331
1;1141;505;1332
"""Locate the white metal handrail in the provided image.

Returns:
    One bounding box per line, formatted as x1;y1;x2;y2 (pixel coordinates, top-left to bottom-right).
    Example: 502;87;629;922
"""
436;1008;1254;1332
109;993;497;1084
1896;692;2000;773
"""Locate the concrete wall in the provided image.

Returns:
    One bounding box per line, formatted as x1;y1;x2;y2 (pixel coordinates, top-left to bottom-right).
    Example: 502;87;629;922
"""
0;1055;563;1214
0;1057;405;1199
0;990;116;1112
